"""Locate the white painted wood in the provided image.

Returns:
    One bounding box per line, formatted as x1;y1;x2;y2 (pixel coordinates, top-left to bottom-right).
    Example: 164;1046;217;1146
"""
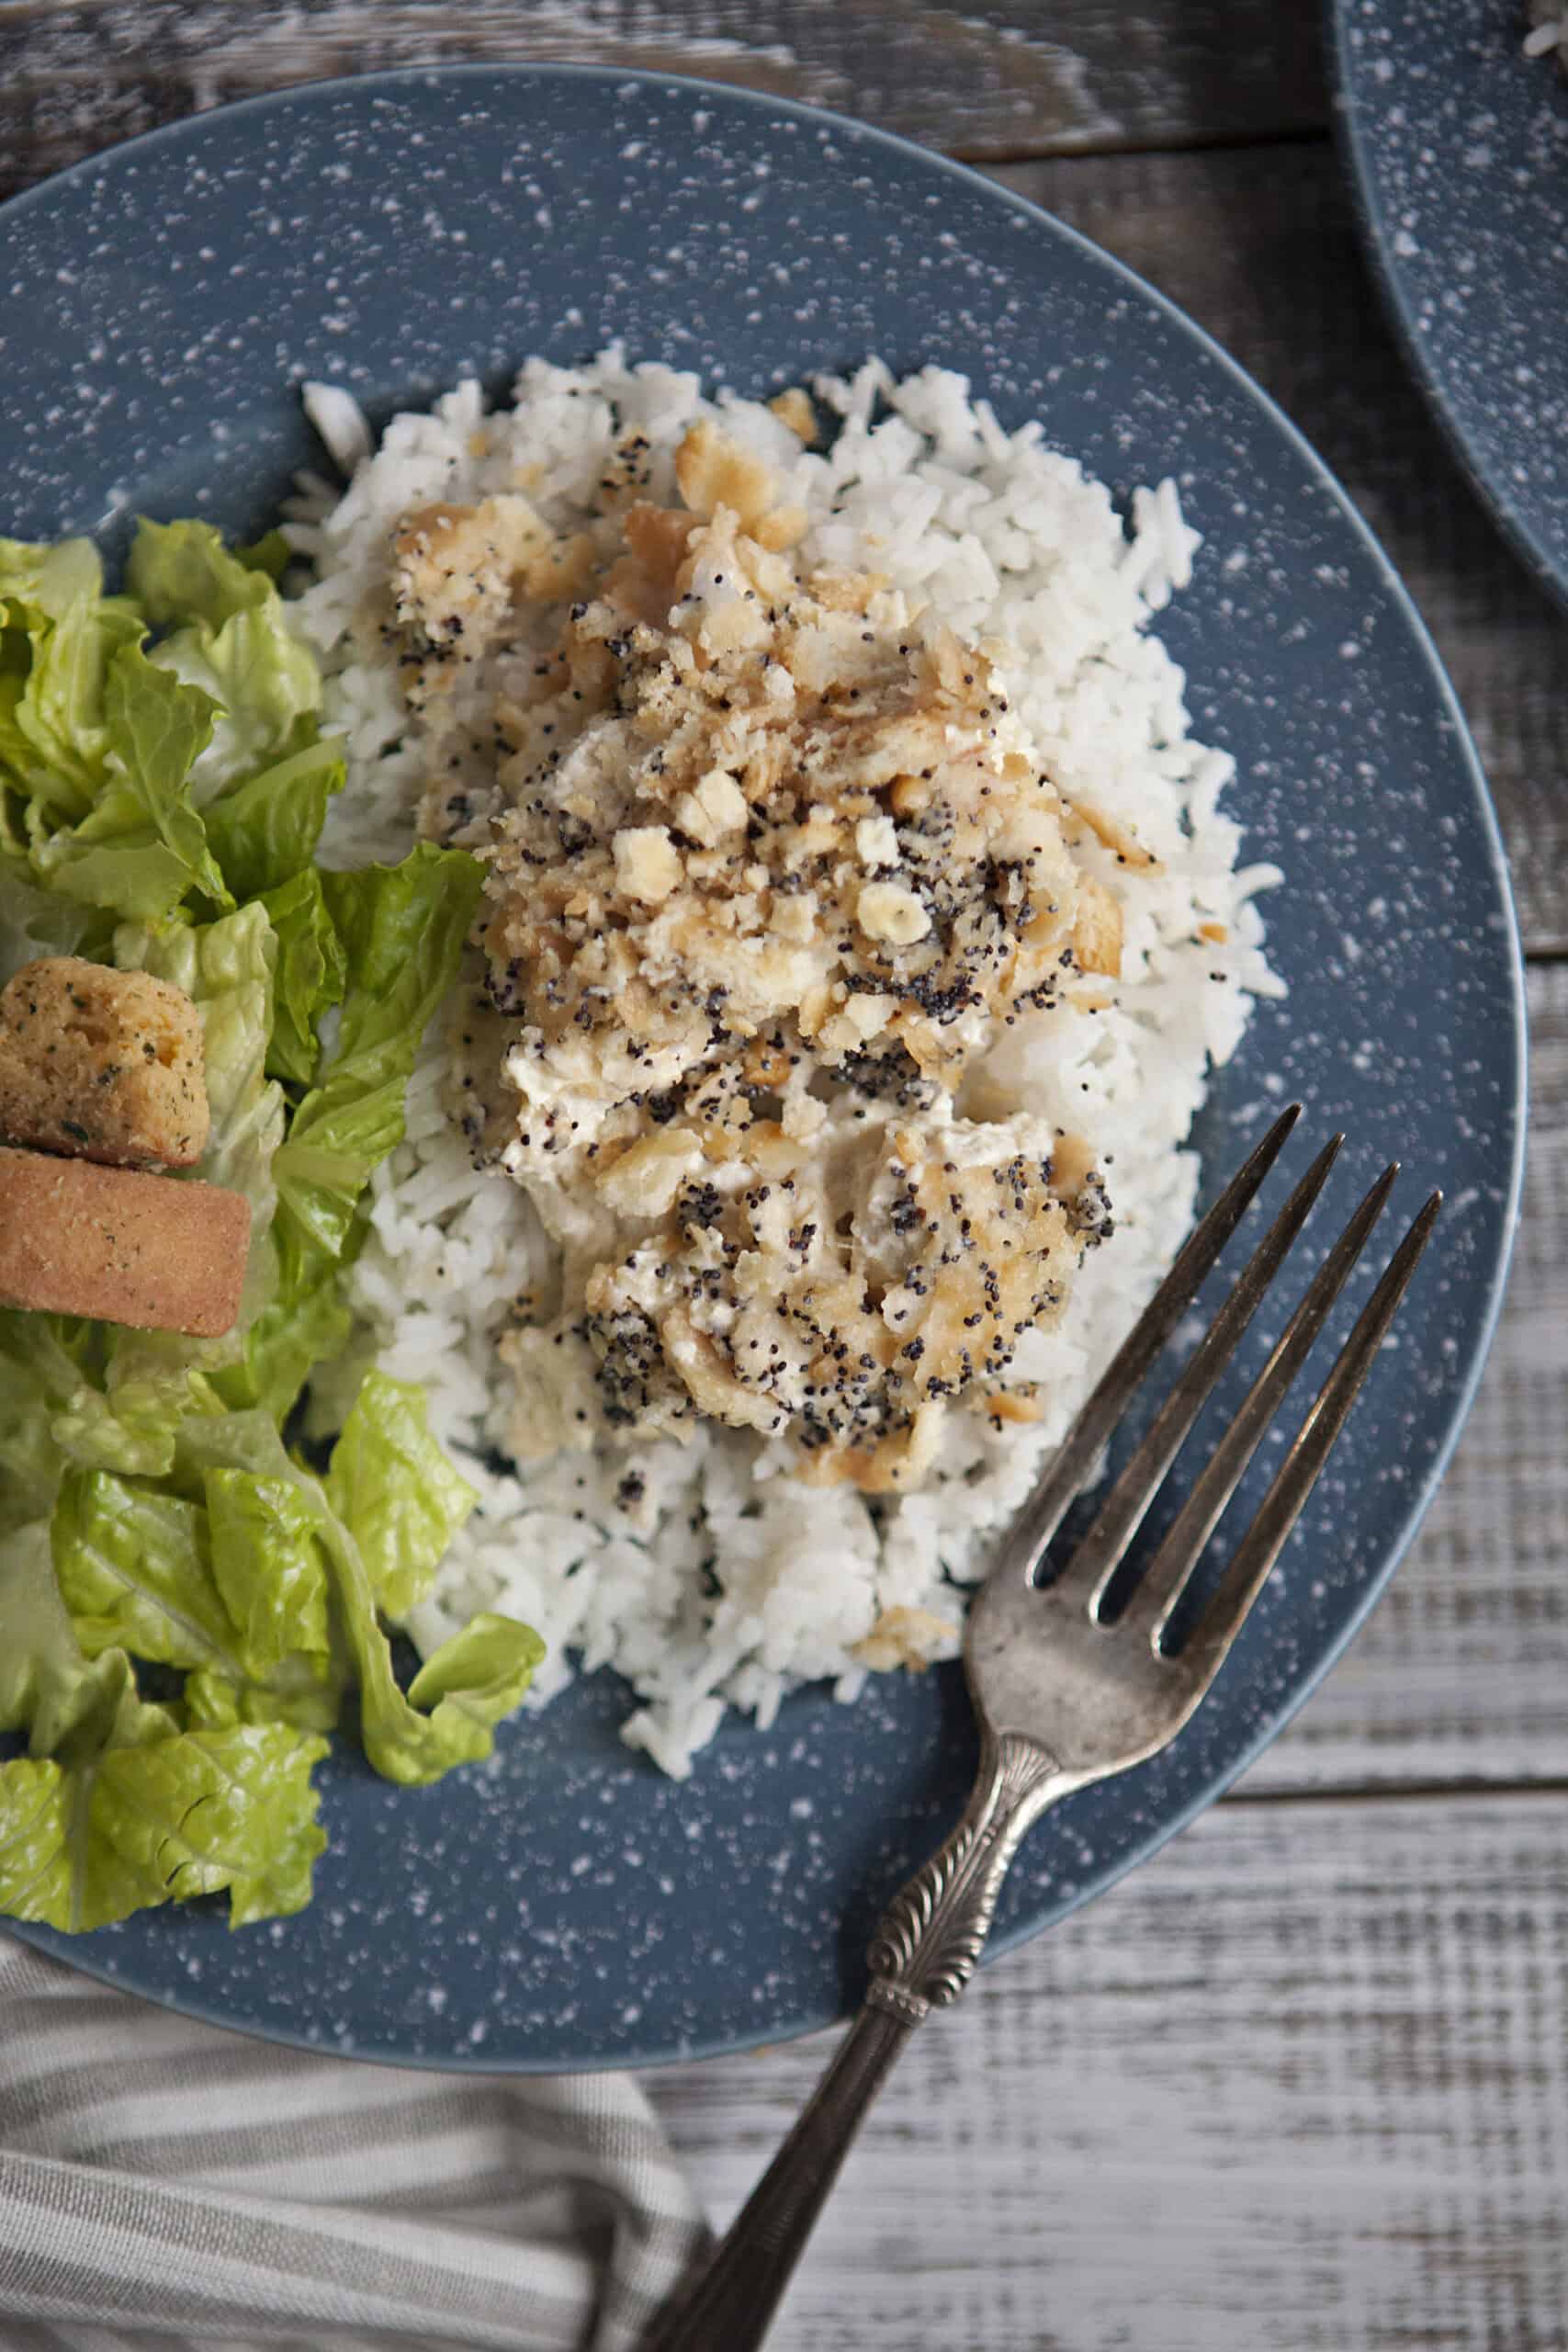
649;1792;1568;2349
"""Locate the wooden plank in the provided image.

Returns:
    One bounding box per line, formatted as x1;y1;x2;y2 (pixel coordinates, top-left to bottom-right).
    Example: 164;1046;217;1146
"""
0;0;1326;192
650;1789;1568;2350
990;141;1568;957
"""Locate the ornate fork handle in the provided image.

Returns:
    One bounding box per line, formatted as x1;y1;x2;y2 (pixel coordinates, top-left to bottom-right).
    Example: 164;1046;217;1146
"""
649;1729;1066;2352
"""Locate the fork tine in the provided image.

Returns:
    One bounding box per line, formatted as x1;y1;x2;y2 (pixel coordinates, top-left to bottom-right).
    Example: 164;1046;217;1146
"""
1174;1188;1442;1668
1122;1159;1400;1644
1058;1132;1345;1615
990;1102;1303;1587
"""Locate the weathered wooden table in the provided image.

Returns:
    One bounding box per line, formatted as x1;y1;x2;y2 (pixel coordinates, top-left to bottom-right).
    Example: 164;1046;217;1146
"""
7;6;1566;2346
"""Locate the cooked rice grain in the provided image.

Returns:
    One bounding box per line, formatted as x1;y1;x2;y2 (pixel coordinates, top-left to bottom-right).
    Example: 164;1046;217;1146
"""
291;354;1283;1776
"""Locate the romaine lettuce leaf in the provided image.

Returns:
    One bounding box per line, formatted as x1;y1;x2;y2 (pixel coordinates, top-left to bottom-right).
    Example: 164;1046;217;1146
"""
179;1661;341;1737
0;1713;328;1932
49;1366;220;1482
0;517;536;1939
173;1408;536;1788
128;517;286;634
0;1304;219;1504
124;898;282;1207
325;1372;478;1620
261;865;346;1086
219;1255;356;1426
49;1453;339;1727
0;537;143;821
31;643;231;919
0;848;100;980
0;1518;128;1754
272;842;482;1283
107;901;285;1389
0;1312;83;1534
345;1591;543;1788
51;1469;238;1675
130;520;321;795
206;737;345;903
205;1467;332;1671
235;530;291;582
401;1615;547;1751
0;1476;328;1934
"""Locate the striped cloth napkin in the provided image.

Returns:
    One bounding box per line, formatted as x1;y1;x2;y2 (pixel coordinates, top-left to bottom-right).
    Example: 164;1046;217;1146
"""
0;1937;708;2350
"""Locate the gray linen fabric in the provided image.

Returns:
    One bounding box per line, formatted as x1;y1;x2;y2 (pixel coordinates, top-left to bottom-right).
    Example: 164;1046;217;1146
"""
0;1939;708;2351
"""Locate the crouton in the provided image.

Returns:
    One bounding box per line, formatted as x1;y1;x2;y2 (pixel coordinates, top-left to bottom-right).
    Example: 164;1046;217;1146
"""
0;957;209;1169
0;1147;249;1336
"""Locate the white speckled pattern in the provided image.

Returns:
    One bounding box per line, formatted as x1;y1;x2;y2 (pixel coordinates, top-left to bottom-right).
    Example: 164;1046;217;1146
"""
0;65;1526;2073
1332;0;1568;605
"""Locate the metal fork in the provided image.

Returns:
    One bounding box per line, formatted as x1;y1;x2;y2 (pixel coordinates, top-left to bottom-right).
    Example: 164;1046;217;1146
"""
650;1105;1441;2352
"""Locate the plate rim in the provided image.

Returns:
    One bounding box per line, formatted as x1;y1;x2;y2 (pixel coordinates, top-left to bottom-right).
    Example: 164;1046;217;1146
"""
0;57;1530;2073
1325;0;1568;616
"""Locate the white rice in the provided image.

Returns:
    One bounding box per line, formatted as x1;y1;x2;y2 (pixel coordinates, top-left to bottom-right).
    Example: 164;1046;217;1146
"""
288;352;1283;1778
1524;3;1568;66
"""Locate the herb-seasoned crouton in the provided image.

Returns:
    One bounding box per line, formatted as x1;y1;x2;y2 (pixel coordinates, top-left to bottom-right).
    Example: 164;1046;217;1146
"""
0;1147;249;1336
0;956;209;1169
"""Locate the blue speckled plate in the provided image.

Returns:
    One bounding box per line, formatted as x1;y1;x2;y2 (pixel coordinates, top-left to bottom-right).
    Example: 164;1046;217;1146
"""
1331;0;1568;607
0;66;1526;2072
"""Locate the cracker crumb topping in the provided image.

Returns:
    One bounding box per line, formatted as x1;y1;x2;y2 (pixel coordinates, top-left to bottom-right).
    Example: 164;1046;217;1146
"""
389;416;1123;1488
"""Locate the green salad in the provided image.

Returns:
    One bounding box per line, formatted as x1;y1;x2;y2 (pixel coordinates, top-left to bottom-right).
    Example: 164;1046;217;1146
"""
0;520;542;1934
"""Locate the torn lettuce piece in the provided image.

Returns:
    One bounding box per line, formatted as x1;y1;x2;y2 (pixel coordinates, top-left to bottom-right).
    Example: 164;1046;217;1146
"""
0;1312;213;1510
130;519;321;794
0;1710;328;1933
0;517;537;1940
0;1311;86;1532
30;645;230;920
234;530;290;582
129;516;290;635
272;842;483;1283
324;1373;477;1621
0;849;101;981
1;1488;330;1933
0;1652;180;1932
220;1254;356;1428
0;536;143;822
116;898;282;1211
0;1519;131;1757
173;1409;537;1789
51;1463;335;1715
107;900;286;1387
403;1615;547;1749
260;865;346;1087
348;1597;545;1788
51;1469;238;1676
204;1467;332;1672
49;1367;221;1483
207;737;346;904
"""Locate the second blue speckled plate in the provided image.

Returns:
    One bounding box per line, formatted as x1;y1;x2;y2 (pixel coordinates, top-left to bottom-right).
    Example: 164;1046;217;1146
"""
1331;0;1568;607
0;66;1526;2072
